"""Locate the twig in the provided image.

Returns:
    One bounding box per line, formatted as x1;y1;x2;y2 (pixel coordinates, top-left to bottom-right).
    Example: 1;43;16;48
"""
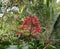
43;44;50;49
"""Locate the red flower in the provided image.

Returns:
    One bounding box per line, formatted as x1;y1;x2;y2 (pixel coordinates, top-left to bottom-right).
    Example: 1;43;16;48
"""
32;27;42;33
17;32;22;35
20;25;31;30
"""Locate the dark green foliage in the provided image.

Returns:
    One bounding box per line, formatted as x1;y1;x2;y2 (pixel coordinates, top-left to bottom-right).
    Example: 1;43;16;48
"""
51;15;60;49
0;41;11;46
0;45;6;49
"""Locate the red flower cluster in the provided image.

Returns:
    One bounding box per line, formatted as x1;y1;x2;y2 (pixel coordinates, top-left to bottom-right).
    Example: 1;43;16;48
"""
20;16;42;32
17;15;42;37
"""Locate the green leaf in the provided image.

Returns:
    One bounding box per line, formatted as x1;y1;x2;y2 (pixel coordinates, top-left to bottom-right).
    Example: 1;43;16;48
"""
46;45;56;49
19;43;28;49
39;41;44;49
39;41;44;46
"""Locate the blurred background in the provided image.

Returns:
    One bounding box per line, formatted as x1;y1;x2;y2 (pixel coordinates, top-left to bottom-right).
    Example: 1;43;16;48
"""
0;0;60;49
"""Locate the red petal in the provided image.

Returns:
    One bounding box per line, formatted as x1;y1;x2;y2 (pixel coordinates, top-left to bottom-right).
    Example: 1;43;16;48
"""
17;32;22;35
